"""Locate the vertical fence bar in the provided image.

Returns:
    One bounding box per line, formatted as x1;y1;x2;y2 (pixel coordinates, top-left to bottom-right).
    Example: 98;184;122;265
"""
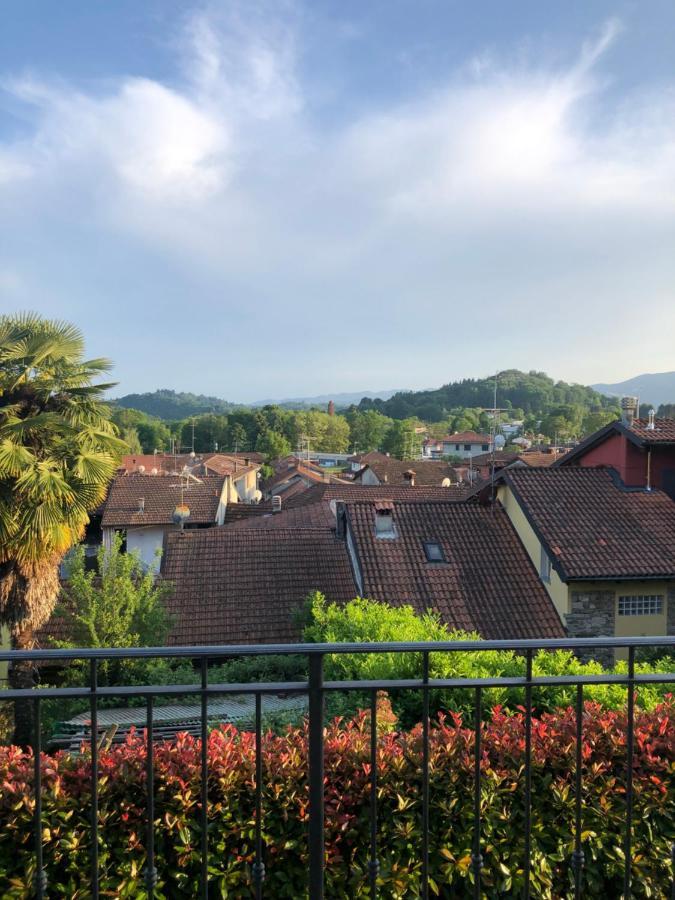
572;684;584;899
523;650;533;900
253;692;265;899
200;658;209;899
623;647;635;899
368;689;379;897
421;651;430;900
472;686;483;900
90;659;99;899
308;653;325;900
33;697;46;899
145;696;157;897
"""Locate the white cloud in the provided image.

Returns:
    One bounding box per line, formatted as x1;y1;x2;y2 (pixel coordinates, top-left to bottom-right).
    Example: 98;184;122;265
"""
0;10;674;394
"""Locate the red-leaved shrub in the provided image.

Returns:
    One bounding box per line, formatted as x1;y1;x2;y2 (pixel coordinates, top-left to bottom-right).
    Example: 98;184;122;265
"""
0;698;673;897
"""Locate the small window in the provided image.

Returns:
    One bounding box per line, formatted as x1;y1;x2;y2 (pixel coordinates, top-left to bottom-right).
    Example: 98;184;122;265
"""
618;595;663;616
481;444;489;451
423;541;446;562
464;444;471;451
455;444;460;450
539;546;551;582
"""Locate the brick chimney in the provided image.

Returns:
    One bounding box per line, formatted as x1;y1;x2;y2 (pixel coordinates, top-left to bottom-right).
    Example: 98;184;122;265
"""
328;400;335;417
620;396;638;428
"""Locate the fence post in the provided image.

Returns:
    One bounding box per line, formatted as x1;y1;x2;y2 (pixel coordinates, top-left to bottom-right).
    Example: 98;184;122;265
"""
308;653;325;899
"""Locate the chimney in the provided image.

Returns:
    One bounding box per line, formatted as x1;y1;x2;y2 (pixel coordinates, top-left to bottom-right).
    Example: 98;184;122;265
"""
328;400;335;417
403;469;416;487
374;501;396;538
244;457;250;466
620;396;638;428
271;495;282;514
137;497;145;514
647;409;656;430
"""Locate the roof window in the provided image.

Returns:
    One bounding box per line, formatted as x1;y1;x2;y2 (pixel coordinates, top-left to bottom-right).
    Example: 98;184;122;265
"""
423;541;445;562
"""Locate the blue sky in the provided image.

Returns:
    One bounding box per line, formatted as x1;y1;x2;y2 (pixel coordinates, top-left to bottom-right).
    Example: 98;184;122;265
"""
1;1;674;401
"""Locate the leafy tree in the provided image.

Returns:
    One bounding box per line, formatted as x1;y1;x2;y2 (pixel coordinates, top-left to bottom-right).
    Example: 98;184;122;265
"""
657;403;675;419
0;313;124;745
119;426;142;454
256;429;292;460
581;410;619;436
226;422;249;452
381;419;422;459
55;535;172;685
346;409;393;453
322;415;350;452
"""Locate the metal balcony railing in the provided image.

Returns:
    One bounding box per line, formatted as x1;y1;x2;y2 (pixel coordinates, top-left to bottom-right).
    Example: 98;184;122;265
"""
1;635;674;899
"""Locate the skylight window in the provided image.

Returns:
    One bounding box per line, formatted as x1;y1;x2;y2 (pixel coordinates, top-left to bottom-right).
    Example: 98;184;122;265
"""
423;541;445;562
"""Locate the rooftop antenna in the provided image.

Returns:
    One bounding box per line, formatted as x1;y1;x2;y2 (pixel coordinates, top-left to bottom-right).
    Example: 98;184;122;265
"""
191;417;196;453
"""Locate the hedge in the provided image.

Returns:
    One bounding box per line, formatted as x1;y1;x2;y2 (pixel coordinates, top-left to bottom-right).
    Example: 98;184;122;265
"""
0;697;673;898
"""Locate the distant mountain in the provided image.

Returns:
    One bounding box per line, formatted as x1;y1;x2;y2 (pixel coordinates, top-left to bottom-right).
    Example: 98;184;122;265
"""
250;389;402;409
591;372;675;409
112;389;240;419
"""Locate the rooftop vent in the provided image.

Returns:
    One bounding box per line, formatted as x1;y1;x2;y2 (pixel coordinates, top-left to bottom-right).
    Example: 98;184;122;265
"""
647;409;656;431
403;469;416;486
137;465;145;474
271;495;282;514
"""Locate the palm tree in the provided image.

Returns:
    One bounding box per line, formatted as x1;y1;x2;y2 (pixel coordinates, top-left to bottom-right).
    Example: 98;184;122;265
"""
0;313;125;745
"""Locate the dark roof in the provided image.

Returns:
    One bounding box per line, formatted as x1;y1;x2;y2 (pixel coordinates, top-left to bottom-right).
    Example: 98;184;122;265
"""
629;418;675;443
503;467;675;580
101;475;225;527
465;451;521;468
355;454;459;486
343;500;563;639
162;527;356;645
283;482;475;508
225;503;336;530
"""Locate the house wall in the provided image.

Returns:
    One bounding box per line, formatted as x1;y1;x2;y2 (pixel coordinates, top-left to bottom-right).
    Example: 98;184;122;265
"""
127;527;167;571
359;468;381;486
497;485;569;620
234;469;259;502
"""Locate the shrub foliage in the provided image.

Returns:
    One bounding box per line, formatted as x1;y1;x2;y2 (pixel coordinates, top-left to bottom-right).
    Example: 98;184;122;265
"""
0;698;673;898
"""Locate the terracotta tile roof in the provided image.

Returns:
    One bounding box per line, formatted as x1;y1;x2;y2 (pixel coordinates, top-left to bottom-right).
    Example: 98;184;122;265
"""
344;500;563;639
503;467;675;580
465;451;521;468
200;454;260;478
225;503;336;530
425;432;491;444
283;482;475;508
161;527;356;645
101;475;225;527
628;418;675;443
518;450;567;467
355;456;459;486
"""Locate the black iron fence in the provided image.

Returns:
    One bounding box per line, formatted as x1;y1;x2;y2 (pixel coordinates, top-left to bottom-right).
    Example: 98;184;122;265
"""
1;635;674;899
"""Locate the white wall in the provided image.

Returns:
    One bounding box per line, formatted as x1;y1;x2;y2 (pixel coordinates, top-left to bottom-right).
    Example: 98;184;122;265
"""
127;527;166;572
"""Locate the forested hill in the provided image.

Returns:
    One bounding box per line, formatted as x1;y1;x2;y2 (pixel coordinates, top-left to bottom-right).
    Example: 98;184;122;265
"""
112;389;240;420
358;370;616;421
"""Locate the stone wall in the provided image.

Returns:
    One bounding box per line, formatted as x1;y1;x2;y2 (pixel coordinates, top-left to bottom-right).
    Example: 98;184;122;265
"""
566;590;616;666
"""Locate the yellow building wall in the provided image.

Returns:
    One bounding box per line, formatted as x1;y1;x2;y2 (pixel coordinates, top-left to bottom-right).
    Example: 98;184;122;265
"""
497;485;569;621
498;485;670;649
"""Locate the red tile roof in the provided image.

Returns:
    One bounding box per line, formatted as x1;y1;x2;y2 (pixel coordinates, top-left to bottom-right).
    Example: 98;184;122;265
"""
161;527;356;645
283;482;475;508
101;475;225;527
343;500;563;639
503;467;675;580
355;455;459;486
628;418;675;443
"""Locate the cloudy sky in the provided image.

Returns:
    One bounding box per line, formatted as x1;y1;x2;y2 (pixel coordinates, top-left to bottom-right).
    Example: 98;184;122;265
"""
1;1;674;401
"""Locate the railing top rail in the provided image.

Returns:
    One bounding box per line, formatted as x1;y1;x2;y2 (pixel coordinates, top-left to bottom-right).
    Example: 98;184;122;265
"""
1;634;675;662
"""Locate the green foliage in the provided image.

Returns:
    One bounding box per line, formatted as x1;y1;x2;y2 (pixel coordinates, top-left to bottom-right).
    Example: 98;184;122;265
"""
360;370;619;425
256;429;292;460
0;700;673;897
346;409;393;453
304;595;673;724
381;419;422;459
113;389;239;420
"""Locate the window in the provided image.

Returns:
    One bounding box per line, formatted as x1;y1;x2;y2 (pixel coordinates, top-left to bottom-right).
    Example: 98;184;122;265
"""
423;541;446;562
464;444;471;451
481;444;489;451
539;546;551;582
618;595;663;616
455;444;460;450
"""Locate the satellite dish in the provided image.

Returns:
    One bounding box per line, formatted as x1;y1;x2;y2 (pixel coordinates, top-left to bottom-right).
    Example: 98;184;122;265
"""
137;465;145;473
494;435;506;450
441;477;452;487
253;489;263;503
150;467;158;475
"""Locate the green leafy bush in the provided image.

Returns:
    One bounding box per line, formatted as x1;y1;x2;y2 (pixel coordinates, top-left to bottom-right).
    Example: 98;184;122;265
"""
0;698;672;897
